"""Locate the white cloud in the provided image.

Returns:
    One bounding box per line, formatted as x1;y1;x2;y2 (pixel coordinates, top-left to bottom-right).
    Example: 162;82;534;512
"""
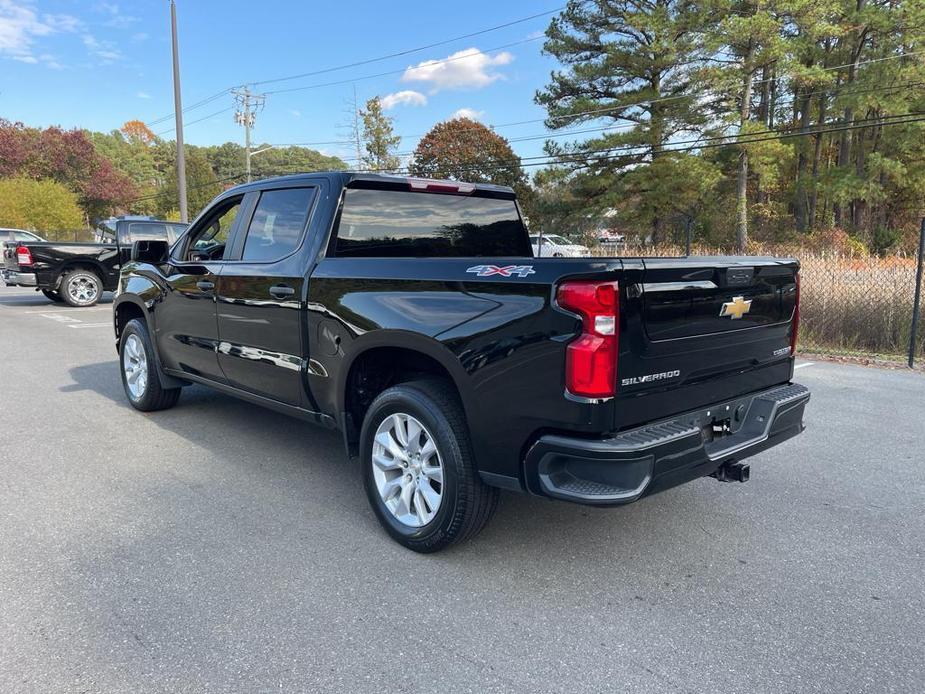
380;90;427;110
288;109;302;118
136;91;151;99
402;48;513;92
95;2;138;29
131;32;147;42
451;107;485;121
82;33;121;63
0;1;79;63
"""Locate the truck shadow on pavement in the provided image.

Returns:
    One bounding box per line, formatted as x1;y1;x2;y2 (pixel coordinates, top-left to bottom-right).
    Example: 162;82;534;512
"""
64;359;719;560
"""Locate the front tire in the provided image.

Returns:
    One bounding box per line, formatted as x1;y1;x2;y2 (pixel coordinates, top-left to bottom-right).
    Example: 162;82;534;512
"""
60;269;103;307
41;289;64;303
360;380;498;553
120;318;181;412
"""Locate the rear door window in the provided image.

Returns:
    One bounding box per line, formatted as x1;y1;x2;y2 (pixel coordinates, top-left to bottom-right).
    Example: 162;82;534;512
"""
241;188;315;262
334;188;530;257
124;223;169;245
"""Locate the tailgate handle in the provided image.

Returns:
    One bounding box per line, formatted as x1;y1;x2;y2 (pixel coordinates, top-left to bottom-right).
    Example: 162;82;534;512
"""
726;267;754;286
196;280;214;291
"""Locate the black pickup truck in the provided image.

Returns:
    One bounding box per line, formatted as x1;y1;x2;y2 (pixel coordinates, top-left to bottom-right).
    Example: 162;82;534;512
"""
114;172;809;552
3;217;187;306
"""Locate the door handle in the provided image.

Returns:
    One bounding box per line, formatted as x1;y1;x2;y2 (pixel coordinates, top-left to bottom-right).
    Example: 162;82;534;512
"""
196;280;215;291
269;284;295;298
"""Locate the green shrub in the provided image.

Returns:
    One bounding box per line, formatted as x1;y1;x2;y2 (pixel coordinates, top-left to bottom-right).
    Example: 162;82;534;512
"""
0;177;85;231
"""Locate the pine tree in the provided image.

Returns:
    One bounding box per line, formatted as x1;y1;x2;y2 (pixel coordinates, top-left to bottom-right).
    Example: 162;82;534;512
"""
700;1;789;251
535;0;713;242
360;97;401;173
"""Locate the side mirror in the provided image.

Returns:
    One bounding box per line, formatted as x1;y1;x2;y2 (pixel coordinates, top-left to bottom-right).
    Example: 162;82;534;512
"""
131;239;169;264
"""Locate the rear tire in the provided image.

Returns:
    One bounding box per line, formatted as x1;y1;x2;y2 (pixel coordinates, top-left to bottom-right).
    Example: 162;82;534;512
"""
120;318;181;412
360;379;498;553
60;269;103;307
41;289;64;303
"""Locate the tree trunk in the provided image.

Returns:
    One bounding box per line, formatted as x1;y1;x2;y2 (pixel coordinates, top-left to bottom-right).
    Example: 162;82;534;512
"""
808;96;828;230
755;64;773;205
793;90;813;233
836;1;868;228
736;41;755;253
852;124;867;231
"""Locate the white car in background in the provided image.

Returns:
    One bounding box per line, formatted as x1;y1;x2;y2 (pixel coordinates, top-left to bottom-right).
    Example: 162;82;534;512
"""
530;233;590;257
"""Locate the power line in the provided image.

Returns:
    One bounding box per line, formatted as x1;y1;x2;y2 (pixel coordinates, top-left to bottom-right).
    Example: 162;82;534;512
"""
143;19;923;144
262;77;925;151
142;6;563;127
146;88;231;128
155;105;235;136
248;6;563;88
263;36;544;96
342;111;925;175
130;111;925;207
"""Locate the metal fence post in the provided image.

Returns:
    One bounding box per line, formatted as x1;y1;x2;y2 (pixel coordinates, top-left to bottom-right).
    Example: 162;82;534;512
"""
909;218;925;368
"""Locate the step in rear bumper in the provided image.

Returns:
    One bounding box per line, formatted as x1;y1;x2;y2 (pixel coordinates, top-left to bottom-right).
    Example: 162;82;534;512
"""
525;383;810;506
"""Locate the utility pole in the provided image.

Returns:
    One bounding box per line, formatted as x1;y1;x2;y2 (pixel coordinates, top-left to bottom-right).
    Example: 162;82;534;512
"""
233;86;266;182
352;84;362;168
169;0;188;222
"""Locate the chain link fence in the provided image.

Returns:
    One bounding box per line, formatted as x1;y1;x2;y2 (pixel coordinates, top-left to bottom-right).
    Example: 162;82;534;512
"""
592;234;925;368
798;252;924;365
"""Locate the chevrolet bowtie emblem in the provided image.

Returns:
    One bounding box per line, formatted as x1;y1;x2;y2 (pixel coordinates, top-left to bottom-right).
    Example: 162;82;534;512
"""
720;296;752;319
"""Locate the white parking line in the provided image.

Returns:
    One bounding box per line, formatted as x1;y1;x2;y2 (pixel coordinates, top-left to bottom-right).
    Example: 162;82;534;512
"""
39;313;82;324
23;307;110;315
794;362;815;369
67;322;112;329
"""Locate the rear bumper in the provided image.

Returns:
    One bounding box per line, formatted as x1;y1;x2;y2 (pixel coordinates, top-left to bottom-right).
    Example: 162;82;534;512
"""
525;383;810;506
2;270;37;286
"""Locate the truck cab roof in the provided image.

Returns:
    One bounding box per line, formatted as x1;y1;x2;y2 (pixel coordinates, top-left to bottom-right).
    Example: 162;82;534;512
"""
221;172;516;199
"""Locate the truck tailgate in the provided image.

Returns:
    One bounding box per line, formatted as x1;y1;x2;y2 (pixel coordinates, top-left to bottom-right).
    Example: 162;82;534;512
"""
614;256;799;430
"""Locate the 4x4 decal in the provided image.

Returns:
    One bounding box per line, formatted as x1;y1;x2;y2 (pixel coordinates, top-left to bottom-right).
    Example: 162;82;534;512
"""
466;264;536;278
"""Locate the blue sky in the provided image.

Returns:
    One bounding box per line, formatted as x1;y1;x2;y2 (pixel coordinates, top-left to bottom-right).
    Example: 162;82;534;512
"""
1;1;566;165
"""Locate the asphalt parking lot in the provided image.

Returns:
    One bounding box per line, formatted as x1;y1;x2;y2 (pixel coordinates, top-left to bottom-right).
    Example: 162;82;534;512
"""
0;286;922;693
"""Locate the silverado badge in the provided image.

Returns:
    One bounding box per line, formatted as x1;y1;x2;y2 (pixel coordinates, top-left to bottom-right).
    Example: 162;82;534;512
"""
720;296;752;320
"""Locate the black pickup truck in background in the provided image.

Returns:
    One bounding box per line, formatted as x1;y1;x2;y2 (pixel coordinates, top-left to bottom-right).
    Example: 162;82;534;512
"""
114;172;809;552
3;217;187;306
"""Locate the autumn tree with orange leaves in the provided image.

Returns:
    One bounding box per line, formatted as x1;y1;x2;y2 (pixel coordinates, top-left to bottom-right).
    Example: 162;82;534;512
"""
409;117;529;200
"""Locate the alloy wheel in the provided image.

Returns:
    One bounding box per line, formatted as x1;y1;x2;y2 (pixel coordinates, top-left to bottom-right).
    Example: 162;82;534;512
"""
371;412;444;528
68;276;99;304
122;334;148;400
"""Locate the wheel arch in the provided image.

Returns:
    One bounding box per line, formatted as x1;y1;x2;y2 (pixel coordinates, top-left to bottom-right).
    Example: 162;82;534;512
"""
113;294;187;390
337;333;472;455
56;259;109;286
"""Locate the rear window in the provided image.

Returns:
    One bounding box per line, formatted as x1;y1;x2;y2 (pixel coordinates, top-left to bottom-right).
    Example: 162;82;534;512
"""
333;188;531;258
124;222;188;245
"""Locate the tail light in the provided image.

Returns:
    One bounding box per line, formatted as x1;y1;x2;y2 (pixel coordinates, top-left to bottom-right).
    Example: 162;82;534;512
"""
15;246;33;267
790;273;801;355
556;280;619;398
